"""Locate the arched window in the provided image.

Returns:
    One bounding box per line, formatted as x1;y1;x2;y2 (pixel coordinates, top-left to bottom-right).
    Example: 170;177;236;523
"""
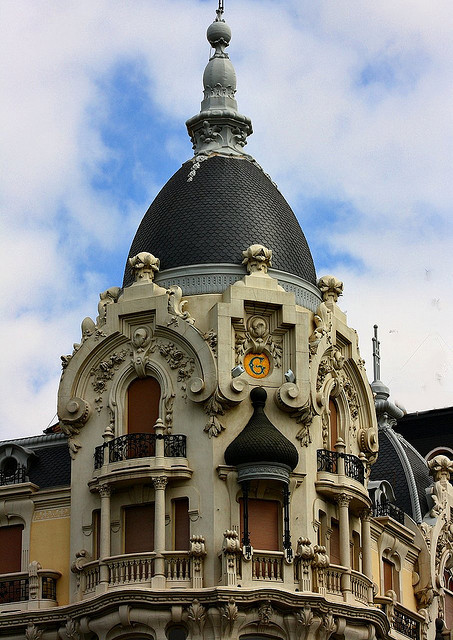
127;377;161;434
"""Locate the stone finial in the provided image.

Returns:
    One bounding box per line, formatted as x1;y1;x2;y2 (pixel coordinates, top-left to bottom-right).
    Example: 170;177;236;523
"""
242;244;272;274
318;275;343;304
428;455;453;482
128;252;160;283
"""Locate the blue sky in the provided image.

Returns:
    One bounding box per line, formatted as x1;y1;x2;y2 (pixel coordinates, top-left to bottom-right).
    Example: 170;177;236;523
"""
1;0;453;439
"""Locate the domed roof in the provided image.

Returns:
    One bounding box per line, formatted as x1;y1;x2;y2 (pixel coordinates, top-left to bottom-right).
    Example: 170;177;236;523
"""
224;387;298;472
370;425;433;523
123;155;317;288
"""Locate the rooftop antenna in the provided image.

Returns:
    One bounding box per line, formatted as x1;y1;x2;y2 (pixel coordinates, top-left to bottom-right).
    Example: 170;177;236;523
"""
372;324;381;382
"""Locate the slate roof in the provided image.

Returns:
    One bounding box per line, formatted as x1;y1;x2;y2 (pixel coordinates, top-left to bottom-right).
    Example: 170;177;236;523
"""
225;387;298;470
370;427;432;522
28;443;71;489
123;155;317;287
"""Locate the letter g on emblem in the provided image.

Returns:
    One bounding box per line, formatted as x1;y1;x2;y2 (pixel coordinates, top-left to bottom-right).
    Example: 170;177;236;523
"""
243;352;271;379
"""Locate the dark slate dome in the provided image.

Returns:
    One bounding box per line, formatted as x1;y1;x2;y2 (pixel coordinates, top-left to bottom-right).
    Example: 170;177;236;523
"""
370;426;432;523
123;155;317;288
225;387;298;471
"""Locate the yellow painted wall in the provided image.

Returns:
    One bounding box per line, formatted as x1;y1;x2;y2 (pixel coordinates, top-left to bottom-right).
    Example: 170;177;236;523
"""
371;547;381;593
30;516;70;606
401;567;417;611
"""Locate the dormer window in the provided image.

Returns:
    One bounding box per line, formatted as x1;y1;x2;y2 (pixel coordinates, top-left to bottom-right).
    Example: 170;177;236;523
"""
0;444;33;486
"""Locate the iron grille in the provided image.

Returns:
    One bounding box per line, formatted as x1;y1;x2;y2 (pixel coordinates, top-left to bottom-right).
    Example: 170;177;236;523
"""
0;466;27;486
41;577;57;600
317;450;365;485
94;433;187;468
393;608;419;640
372;501;405;524
0;578;29;604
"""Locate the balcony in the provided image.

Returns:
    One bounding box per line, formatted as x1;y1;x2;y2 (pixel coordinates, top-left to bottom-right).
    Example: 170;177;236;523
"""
91;432;191;487
94;433;187;469
76;551;197;598
315;449;370;509
375;597;423;640
0;570;60;610
372;501;405;525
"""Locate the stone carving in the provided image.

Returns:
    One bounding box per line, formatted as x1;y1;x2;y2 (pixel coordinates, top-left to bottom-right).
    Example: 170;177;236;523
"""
189;535;206;589
291;401;314;447
189;535;206;558
309;302;332;356
167;285;195;325
319;613;336;640
385;590;397;625
153;476;168;491
428;455;453;517
311;545;330;595
28;560;42;600
72;316;96;352
258;600;274;625
59;396;92;458
91;350;129;396
158;341;195;397
221;598;238;630
295;538;315;591
163;393;175;431
222;530;242;586
131;326;156;377
61;619;80;640
235;315;282;368
97;286;122;325
203;389;231;437
415;585;435;610
128;252;160;283
318;275;343;304
242;244;272;274
202;329;217;357
187;599;206;633
25;624;43;640
295;607;315;640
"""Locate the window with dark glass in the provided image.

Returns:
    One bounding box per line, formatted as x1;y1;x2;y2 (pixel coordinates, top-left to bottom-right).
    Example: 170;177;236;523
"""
127;377;161;434
173;498;190;550
0;525;23;574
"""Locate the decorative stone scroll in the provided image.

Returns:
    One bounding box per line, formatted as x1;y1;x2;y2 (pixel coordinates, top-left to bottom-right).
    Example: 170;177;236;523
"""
203;389;232;437
235;315;282;369
131;326;156;378
167;285;195;325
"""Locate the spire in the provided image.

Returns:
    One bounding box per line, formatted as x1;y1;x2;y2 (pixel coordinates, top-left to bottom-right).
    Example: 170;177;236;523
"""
186;4;253;156
372;324;381;382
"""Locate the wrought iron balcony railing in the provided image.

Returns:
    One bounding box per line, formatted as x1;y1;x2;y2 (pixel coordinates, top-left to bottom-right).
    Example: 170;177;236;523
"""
393;607;420;640
372;501;405;525
317;449;365;485
0;466;27;486
94;433;187;469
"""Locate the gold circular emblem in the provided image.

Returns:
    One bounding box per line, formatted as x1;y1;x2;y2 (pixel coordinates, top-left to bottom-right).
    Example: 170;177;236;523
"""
243;352;271;379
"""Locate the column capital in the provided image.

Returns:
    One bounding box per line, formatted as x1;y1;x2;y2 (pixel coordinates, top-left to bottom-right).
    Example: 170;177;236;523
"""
98;484;111;498
359;508;372;521
153;475;168;490
336;493;352;508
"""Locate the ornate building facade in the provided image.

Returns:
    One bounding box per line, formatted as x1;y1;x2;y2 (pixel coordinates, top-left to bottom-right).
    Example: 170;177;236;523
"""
0;5;452;640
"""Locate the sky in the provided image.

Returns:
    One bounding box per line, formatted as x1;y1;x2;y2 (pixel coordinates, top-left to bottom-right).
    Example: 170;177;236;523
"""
1;0;452;441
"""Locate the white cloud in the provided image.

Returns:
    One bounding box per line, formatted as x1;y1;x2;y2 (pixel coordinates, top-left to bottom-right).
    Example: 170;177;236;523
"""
1;0;452;440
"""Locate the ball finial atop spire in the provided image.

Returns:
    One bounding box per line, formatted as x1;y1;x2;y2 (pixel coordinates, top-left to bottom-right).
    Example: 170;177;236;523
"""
207;1;231;56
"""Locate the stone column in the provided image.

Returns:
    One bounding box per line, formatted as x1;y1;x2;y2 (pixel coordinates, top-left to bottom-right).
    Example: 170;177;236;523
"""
360;508;374;604
337;493;352;601
99;484;112;585
153;475;168;587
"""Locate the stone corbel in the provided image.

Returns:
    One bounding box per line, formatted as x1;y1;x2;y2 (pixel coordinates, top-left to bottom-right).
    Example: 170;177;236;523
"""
58;396;91;458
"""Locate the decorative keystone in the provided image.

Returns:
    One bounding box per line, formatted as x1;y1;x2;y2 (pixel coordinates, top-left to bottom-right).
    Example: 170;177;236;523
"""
128;252;160;283
318;275;343;304
242;244;272;274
